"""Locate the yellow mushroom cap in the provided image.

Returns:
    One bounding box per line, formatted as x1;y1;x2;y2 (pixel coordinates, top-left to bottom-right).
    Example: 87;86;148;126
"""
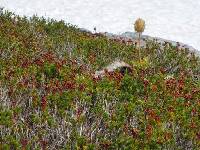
134;18;145;33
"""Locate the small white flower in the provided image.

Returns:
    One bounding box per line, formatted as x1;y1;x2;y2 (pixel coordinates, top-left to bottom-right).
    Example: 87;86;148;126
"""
164;74;174;80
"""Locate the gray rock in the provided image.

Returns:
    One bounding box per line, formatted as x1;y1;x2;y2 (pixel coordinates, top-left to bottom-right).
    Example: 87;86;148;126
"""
78;28;92;33
94;60;132;77
78;28;200;57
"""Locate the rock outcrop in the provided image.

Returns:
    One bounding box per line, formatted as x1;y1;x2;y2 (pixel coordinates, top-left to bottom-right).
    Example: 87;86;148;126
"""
94;60;132;78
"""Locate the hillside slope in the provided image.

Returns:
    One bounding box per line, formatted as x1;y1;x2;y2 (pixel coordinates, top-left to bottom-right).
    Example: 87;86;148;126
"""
2;0;200;51
0;10;200;149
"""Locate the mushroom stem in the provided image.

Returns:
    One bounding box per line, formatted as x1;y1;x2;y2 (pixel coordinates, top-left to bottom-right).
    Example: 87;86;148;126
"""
138;32;141;60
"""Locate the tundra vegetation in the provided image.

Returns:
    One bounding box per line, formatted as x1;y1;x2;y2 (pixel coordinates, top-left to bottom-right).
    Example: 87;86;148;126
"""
0;9;200;149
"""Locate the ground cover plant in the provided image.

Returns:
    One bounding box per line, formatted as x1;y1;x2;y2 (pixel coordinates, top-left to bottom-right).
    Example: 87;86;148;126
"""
0;9;200;149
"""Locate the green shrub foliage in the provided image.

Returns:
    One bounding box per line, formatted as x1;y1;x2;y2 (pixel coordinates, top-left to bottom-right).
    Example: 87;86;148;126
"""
0;9;200;149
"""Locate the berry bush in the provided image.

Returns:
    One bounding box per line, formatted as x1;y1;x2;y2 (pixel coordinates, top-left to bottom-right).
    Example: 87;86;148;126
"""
0;9;200;149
